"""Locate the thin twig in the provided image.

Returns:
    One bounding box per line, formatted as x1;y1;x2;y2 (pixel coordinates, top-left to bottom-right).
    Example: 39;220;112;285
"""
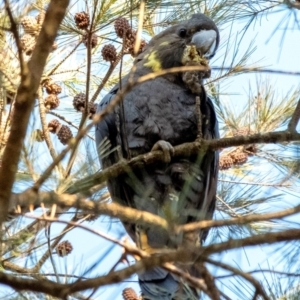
22;145;38;182
47;42;81;76
216;269;300;279
37;88;64;174
90;52;124;103
206;258;269;300
2;228;300;298
9;191;300;237
34;216;77;272
211;66;300;76
47;111;94;140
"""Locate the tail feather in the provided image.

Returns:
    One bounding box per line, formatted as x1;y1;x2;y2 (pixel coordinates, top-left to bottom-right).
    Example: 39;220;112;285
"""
139;267;200;300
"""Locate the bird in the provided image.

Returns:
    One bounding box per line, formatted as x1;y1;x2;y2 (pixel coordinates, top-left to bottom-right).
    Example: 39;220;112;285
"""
96;13;219;300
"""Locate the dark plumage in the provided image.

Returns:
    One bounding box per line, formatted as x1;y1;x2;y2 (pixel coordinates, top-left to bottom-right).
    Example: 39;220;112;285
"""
96;13;219;300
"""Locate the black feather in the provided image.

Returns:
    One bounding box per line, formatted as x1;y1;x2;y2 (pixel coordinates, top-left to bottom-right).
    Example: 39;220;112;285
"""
95;13;219;300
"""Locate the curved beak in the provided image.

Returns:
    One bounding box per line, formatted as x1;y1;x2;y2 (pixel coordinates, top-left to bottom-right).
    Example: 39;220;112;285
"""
191;30;217;59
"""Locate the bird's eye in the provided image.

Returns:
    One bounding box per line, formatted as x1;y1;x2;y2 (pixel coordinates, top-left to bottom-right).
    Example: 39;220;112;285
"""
179;28;187;38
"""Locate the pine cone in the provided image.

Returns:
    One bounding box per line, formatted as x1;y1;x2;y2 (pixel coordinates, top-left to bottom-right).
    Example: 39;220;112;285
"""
114;17;131;38
101;44;117;62
73;93;86;111
48;119;61;134
56;240;73;257
125;30;147;56
20;34;36;55
44;94;60;110
82;33;98;48
45;83;62;95
74;11;90;30
57;125;73;145
36;11;46;25
21;16;38;35
230;150;248;165
219;155;233;170
122;288;139;300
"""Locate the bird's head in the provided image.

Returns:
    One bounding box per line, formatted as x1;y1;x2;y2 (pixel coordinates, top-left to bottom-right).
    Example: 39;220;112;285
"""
137;13;219;72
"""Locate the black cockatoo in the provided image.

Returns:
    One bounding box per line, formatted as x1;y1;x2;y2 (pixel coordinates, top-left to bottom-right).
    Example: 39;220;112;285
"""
96;13;219;300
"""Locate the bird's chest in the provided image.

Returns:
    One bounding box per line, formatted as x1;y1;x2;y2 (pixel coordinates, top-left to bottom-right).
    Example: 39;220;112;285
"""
123;79;198;152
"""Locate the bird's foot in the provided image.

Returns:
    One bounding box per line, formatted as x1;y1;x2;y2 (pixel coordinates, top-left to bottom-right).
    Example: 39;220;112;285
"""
151;140;174;163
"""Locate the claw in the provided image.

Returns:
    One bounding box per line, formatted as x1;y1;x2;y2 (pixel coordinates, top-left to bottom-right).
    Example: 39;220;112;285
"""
151;140;174;163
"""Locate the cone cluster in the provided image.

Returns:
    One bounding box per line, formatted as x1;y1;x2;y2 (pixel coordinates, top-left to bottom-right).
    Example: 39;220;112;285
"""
82;33;98;49
20;11;56;55
220;125;259;170
113;17;147;57
73;93;97;119
48;120;73;145
74;12;90;30
101;44;117;62
56;240;73;257
43;80;62;110
219;148;248;170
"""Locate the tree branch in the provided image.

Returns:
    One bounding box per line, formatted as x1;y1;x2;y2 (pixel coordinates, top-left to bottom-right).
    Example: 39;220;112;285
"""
67;130;300;194
206;258;269;300
8;190;300;240
0;0;70;223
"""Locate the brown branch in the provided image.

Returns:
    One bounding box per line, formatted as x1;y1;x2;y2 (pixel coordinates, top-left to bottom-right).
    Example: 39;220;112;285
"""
178;202;300;233
197;263;220;300
65;31;93;176
23;214;212;296
34;217;76;272
0;0;70;224
162;262;210;296
2;228;300;298
90;52;124;103
211;66;300;76
10;191;169;232
199;229;300;256
206;258;269;300
8;190;300;240
67;130;300;194
37;88;63;167
216;269;300;279
24;214;126;248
